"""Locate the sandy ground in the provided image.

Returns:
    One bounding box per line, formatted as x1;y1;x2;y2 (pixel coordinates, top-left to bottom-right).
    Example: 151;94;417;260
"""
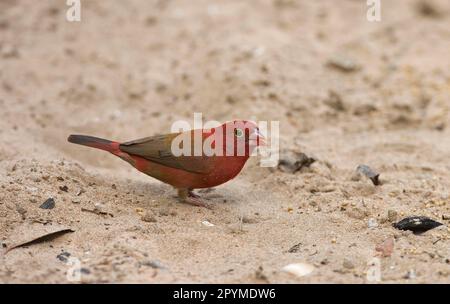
1;0;450;283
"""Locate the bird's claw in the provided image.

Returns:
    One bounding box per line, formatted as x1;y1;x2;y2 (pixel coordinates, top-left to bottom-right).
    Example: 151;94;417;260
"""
181;197;212;209
177;189;212;208
188;190;201;198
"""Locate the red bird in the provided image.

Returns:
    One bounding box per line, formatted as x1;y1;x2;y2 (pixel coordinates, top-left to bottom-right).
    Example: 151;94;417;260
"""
68;120;264;207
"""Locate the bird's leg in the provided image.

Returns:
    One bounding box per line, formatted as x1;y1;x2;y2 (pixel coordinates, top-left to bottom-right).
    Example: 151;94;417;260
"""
177;189;211;208
188;189;201;198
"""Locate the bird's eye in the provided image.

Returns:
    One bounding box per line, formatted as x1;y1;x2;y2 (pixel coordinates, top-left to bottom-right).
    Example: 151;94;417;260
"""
234;128;243;137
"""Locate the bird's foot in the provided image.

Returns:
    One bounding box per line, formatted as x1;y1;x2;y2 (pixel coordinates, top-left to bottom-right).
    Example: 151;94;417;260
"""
181;197;212;209
188;190;201;198
177;189;211;209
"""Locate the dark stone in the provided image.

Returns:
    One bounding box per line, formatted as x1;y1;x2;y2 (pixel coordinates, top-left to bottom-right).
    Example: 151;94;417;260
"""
393;216;443;234
39;198;55;209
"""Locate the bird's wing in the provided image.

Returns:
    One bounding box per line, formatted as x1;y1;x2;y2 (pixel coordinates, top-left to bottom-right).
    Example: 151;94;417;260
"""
119;131;215;174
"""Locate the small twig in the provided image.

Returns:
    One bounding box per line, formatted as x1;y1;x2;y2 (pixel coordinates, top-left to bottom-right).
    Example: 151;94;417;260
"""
433;238;442;245
81;208;114;218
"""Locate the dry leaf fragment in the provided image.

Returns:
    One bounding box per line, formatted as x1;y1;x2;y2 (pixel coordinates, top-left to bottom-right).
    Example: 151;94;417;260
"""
5;224;74;253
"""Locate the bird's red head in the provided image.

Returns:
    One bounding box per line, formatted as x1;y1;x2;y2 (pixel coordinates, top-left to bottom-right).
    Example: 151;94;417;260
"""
213;120;265;157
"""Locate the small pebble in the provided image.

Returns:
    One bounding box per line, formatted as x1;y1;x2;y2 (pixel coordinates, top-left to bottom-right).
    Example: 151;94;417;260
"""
327;54;360;72
158;209;169;216
1;44;19;58
278;151;316;174
343;258;355;269
202;220;215;227
356;165;380;185
375;238;394;257
324;90;345;111
141;212;157;223
140;260;165;269
404;269;416;280
368;218;378;228
80;268;91;275
255;266;268;281
282;263;315;278
288;243;302;253
15;205;27;219
39;198;55;209
242;216;258;224
94;203;106;213
387;210;398;222
57;251;71;263
416;0;442;17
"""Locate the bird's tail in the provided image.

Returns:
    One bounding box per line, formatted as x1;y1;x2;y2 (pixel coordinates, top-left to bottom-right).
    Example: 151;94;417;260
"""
68;135;119;153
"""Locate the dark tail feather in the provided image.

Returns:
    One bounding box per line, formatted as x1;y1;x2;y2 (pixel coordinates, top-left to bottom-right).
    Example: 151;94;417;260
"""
68;135;118;152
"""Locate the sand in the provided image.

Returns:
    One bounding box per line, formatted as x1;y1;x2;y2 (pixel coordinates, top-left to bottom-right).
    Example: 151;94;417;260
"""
1;0;450;283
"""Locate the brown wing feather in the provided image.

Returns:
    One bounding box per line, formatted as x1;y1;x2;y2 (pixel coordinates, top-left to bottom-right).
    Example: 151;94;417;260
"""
119;131;215;174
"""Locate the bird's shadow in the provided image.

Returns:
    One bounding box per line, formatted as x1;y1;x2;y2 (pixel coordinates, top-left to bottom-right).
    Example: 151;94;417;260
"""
87;174;235;207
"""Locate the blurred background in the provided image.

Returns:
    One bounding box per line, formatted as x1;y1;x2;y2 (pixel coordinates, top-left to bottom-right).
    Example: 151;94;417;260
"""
0;0;448;165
